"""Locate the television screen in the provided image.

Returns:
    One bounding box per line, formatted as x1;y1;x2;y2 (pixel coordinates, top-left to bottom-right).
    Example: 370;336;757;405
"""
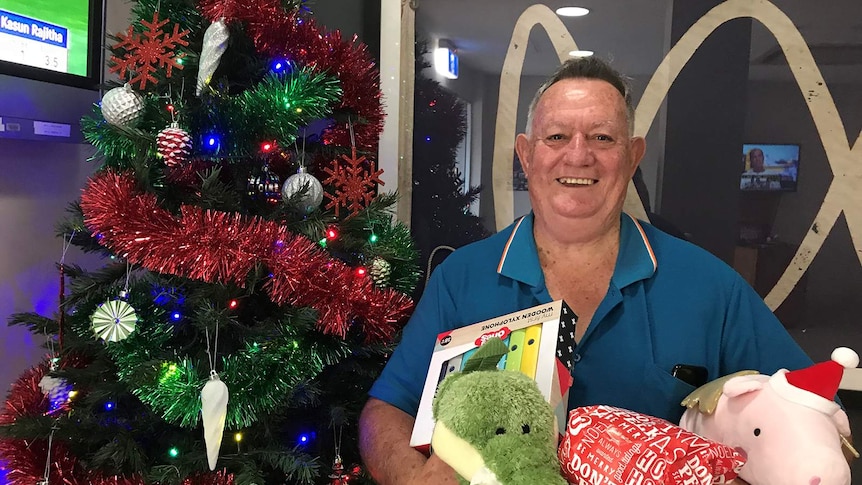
0;0;102;89
740;143;800;192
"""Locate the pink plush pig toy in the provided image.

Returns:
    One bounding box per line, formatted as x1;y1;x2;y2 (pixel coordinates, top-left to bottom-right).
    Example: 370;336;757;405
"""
679;347;859;485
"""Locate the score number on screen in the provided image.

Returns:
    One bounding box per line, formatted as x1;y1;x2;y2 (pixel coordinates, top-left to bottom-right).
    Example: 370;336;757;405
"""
0;10;69;73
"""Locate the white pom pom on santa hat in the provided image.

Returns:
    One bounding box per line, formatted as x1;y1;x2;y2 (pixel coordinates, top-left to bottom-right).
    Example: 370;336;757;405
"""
831;347;859;369
769;347;859;415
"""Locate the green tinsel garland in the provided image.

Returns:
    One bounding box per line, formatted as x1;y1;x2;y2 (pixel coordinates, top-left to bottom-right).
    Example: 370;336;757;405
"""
106;305;351;429
82;68;342;168
221;69;343;154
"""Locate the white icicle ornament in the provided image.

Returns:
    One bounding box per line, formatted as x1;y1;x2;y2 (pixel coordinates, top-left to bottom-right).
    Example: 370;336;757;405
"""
201;371;229;470
196;19;230;96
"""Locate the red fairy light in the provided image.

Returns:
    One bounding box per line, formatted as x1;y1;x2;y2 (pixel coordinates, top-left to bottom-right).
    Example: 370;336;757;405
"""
355;267;367;277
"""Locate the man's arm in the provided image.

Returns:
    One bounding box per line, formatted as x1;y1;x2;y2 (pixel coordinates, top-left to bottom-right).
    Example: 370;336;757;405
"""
358;397;459;485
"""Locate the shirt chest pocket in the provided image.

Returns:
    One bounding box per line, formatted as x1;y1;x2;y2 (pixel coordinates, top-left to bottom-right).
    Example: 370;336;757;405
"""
638;364;697;424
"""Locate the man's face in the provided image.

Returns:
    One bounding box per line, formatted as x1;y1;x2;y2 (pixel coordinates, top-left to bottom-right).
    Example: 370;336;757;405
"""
515;78;644;231
750;149;765;172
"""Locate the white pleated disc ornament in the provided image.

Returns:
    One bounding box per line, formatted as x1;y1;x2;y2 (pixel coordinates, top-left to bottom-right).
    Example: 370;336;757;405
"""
281;166;324;214
101;84;145;128
201;371;229;470
90;299;138;342
196;19;230;96
157;122;193;167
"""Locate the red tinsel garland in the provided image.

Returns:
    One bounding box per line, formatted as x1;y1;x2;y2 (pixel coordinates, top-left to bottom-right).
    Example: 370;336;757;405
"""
197;0;384;152
80;171;413;341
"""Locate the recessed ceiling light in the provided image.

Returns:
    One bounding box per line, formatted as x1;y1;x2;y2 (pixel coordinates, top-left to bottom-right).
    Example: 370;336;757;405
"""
568;50;594;57
556;7;590;17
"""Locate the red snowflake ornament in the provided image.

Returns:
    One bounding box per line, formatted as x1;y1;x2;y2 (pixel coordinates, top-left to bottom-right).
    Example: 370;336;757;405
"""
322;147;384;217
109;12;190;90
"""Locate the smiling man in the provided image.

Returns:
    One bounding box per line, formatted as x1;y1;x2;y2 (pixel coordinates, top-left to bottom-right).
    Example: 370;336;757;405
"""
358;56;816;485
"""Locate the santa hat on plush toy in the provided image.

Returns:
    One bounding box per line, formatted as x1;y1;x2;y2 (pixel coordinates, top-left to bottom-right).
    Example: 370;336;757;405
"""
769;347;859;414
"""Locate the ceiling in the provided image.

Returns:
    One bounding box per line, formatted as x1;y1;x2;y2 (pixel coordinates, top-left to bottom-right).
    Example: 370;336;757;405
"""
415;0;862;82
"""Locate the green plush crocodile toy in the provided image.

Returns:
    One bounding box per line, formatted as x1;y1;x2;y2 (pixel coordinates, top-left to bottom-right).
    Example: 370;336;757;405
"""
431;337;567;485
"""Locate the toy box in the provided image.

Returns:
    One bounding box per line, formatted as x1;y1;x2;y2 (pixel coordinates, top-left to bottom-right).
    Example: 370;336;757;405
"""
409;300;577;451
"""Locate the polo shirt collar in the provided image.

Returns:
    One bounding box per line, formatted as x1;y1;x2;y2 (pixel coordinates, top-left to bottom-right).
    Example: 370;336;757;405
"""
496;213;543;287
496;212;657;289
614;213;658;288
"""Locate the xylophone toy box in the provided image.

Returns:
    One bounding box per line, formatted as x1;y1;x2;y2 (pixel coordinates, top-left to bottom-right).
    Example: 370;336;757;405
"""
410;300;578;452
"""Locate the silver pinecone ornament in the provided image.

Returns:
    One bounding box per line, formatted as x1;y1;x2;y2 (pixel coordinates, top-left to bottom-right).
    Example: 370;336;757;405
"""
370;257;392;287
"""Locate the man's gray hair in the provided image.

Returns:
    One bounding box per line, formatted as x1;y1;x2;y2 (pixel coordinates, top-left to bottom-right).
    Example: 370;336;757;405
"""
525;56;635;136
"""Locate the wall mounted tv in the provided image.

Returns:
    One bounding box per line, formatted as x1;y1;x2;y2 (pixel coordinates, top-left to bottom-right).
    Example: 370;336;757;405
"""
740;143;800;192
0;0;104;90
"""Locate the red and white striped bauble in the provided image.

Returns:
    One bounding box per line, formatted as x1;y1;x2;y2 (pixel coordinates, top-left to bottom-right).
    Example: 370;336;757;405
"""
157;122;192;167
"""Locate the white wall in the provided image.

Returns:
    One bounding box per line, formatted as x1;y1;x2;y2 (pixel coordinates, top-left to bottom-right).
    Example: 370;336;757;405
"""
0;141;101;394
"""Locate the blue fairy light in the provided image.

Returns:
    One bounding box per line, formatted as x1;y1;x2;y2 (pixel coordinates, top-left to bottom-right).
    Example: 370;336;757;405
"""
204;134;221;152
272;59;290;73
297;431;316;446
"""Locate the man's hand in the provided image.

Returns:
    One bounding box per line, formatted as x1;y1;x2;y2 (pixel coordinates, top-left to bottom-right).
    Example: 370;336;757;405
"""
359;398;459;485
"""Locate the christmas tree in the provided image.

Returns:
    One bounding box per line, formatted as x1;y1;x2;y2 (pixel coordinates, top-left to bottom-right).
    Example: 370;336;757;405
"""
0;1;419;484
410;42;489;293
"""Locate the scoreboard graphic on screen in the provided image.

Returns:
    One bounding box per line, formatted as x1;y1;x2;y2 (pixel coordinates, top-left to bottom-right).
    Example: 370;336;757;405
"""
0;10;69;73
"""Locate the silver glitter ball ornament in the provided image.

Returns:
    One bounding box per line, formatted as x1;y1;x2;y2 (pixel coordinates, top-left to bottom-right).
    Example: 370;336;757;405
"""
101;83;145;128
281;166;324;214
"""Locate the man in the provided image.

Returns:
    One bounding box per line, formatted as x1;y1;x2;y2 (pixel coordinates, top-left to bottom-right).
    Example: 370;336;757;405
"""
358;57;815;484
747;147;766;173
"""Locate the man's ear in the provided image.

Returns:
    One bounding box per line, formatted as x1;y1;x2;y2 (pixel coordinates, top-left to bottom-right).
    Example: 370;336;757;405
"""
515;133;532;176
629;136;646;174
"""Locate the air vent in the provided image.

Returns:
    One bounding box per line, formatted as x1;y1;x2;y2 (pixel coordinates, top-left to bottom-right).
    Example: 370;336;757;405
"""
757;44;862;66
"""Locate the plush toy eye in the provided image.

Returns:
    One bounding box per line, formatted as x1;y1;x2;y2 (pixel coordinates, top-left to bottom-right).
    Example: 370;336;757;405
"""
495;427;506;435
753;428;761;437
522;424;531;434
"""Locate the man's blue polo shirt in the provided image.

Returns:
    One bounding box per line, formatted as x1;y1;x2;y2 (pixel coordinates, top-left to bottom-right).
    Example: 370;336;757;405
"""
369;213;812;423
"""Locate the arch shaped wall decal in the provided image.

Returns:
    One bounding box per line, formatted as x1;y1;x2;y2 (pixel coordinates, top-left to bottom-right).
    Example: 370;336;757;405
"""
492;0;861;310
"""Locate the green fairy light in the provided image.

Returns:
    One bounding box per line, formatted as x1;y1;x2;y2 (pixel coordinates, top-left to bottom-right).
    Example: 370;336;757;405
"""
159;362;180;384
168;447;179;458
